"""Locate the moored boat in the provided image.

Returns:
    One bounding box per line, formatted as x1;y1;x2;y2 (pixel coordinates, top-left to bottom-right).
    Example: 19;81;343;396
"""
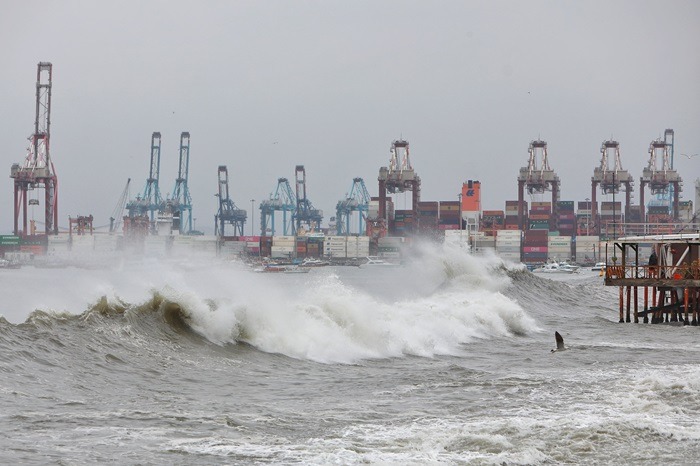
532;261;578;274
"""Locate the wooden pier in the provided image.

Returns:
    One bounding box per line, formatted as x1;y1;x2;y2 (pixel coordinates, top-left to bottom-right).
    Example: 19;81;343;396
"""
603;233;700;324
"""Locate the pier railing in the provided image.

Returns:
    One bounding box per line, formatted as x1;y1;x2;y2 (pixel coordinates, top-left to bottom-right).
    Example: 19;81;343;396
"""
606;263;700;280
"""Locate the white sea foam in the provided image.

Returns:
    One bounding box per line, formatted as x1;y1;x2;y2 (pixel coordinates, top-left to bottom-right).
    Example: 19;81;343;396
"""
164;243;539;363
3;244;538;363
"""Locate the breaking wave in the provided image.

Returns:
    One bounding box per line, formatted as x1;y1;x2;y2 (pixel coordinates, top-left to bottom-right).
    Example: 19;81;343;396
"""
1;243;538;364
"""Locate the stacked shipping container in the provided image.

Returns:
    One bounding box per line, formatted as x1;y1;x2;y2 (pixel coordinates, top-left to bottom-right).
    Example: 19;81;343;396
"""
556;201;575;236
574;236;600;264
522;230;548;264
528;201;551;230
439;201;461;230
495;230;521;262
416;201;439;239
504;200;525;229
547;235;572;261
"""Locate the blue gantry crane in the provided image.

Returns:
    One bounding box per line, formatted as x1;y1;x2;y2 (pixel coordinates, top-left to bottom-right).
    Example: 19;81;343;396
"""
167;132;193;234
260;177;296;236
336;177;370;235
215;165;247;237
126;132;163;223
294;165;323;232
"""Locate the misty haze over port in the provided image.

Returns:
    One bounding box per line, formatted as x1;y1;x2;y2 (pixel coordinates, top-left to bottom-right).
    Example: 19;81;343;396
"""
2;2;699;235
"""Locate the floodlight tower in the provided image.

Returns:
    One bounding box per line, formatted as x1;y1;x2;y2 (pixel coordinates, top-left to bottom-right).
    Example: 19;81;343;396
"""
591;140;634;234
10;62;59;236
517;140;560;230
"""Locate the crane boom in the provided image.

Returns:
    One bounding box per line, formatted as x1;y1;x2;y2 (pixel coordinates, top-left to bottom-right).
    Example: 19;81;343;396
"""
110;178;131;233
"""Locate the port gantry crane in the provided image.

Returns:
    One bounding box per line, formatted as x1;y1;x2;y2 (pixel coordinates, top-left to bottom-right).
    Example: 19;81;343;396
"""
165;132;193;234
336;177;370;235
10;62;59;236
517;139;561;231
640;129;682;221
377;139;421;230
591;140;634;235
293;165;323;233
214;165;247;237
259;178;296;236
126;132;164;229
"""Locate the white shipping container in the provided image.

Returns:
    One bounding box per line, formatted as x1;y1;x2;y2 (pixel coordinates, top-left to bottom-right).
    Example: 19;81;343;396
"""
48;235;71;244
379;236;406;244
548;243;571;247
575;236;600;243
272;236;295;242
324;236;348;242
496;230;522;237
272;240;295;247
496;239;521;247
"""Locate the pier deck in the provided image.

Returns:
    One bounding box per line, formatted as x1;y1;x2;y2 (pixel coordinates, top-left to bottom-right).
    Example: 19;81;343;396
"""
602;234;700;324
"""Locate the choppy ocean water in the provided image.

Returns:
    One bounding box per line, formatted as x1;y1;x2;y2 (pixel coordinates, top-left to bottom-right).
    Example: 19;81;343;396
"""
1;243;699;464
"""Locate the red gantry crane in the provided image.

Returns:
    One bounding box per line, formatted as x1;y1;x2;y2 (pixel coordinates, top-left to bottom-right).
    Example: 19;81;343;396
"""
10;62;59;236
517;140;560;230
591;140;634;235
377;139;421;229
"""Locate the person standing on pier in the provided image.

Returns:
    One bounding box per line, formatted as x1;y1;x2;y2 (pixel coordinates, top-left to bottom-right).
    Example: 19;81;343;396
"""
648;249;658;278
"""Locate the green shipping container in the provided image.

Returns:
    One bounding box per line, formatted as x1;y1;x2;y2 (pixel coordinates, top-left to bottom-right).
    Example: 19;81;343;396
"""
0;235;20;245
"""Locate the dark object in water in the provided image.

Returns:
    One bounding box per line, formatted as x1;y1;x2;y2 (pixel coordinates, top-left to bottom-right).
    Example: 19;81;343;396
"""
552;331;566;352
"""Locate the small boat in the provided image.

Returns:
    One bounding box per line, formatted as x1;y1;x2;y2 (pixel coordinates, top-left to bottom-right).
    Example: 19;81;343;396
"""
254;264;310;274
532;261;578;274
360;256;400;267
557;260;580;272
0;258;21;269
300;258;330;267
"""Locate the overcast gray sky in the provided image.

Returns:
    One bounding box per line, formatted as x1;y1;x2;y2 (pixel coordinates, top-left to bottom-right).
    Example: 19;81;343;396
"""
2;1;699;235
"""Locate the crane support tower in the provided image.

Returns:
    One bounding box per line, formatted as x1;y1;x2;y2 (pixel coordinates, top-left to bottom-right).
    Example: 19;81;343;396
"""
215;165;247;237
259;178;296;236
294;165;323;233
377;139;421;225
126;132;164;226
591;140;634;234
10;62;59;236
640;129;682;221
336;177;371;235
517;140;560;230
168;132;193;234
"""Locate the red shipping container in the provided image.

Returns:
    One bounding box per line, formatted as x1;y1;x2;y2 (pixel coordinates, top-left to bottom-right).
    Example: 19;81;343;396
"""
523;246;548;253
